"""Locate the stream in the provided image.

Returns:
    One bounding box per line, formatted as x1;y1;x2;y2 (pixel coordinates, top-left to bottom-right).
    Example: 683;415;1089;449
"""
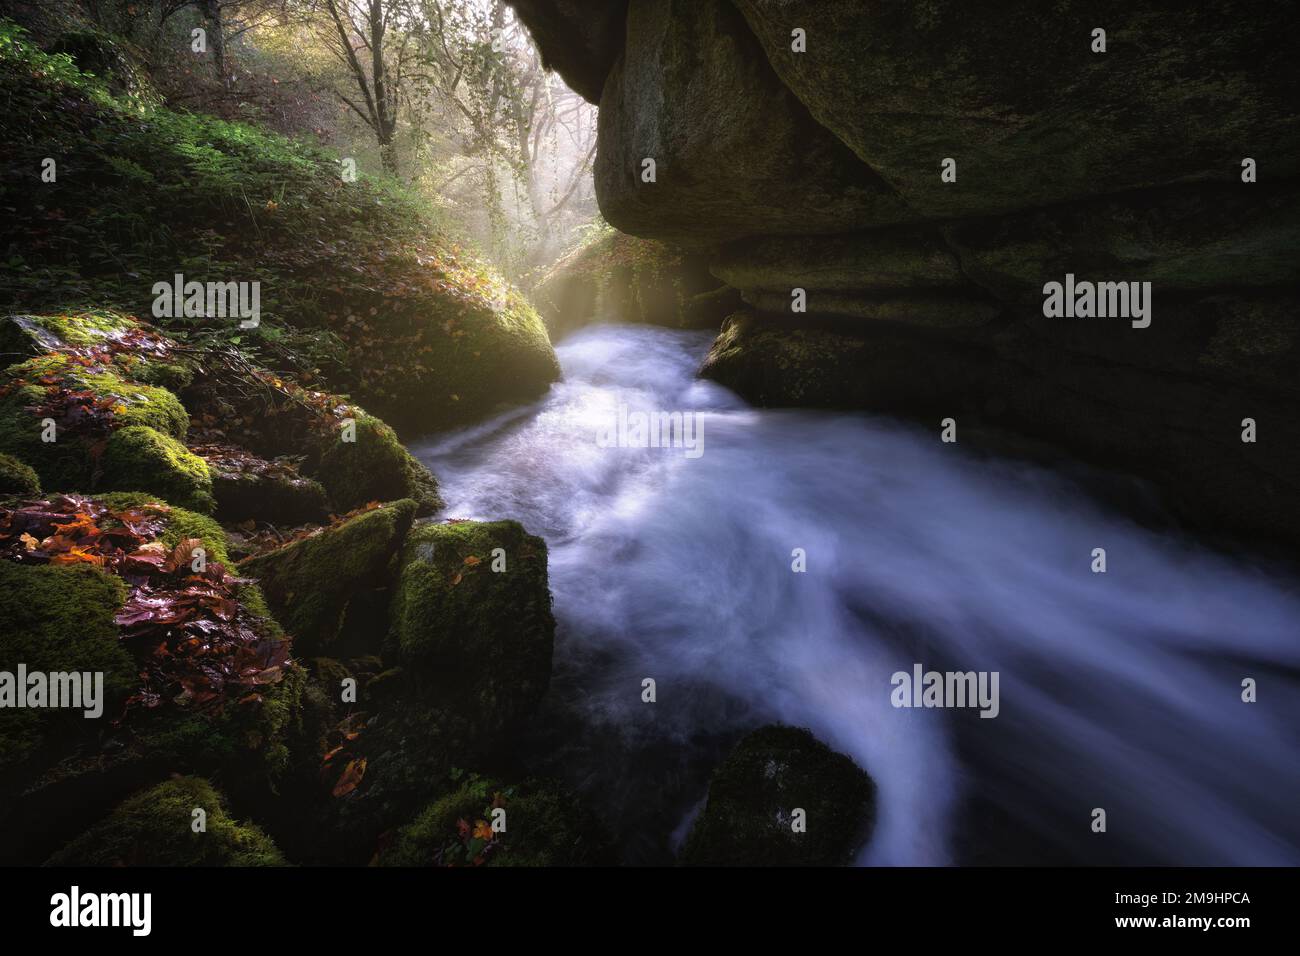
409;323;1300;867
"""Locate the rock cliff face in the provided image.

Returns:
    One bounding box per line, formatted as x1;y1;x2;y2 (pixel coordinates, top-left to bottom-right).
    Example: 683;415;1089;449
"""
508;0;1300;545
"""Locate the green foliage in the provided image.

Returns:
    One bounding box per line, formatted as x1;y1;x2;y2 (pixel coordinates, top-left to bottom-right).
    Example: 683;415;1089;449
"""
45;776;287;867
0;18;559;429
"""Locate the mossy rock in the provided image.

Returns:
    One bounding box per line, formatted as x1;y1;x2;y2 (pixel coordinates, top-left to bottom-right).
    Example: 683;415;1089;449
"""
389;521;555;736
378;775;615;867
680;725;875;867
0;349;203;507
45;776;286;866
99;425;215;514
1;311;133;359
210;469;330;526
0;451;40;496
1;494;303;844
239;499;418;655
314;413;441;516
0;562;133;776
353;283;562;434
1;352;188;437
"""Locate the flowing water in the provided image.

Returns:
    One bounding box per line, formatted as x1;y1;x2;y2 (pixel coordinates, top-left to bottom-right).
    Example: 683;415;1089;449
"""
410;323;1300;867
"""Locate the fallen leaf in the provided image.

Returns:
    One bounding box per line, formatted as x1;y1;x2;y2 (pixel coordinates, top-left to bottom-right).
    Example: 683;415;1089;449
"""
332;757;367;797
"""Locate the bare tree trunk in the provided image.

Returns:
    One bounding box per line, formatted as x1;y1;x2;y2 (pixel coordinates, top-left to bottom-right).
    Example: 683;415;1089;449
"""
202;0;228;86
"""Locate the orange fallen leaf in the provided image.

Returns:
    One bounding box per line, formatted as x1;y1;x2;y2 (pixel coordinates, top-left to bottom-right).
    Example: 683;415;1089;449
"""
463;555;481;566
332;757;367;797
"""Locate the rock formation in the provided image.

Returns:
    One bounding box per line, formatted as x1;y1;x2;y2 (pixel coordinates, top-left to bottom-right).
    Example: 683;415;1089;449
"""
508;0;1300;545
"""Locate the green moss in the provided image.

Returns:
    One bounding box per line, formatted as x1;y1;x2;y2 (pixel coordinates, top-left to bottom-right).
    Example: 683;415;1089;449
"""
0;451;39;495
0;562;133;773
2;353;187;437
680;724;876;867
378;776;614;867
388;521;554;735
238;499;417;655
210;470;330;525
0;23;560;434
100;426;215;514
315;412;441;515
44;776;287;866
0;348;192;498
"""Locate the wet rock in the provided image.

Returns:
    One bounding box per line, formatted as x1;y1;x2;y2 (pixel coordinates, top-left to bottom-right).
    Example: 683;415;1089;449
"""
680;724;875;866
389;520;555;738
239;499;418;656
594;0;912;249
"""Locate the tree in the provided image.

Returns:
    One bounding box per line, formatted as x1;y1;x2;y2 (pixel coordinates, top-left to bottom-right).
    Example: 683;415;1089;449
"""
309;0;417;174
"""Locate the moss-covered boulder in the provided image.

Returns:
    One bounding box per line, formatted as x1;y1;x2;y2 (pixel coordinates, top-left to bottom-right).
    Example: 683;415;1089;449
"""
100;425;215;513
328;274;562;435
389;521;555;737
208;466;331;526
0;312;194;390
239;499;418;655
0;493;305;863
0;451;39;496
0;561;133;775
533;229;735;339
0;343;213;510
378;775;615;867
314;413;441;515
45;776;286;867
680;725;875;867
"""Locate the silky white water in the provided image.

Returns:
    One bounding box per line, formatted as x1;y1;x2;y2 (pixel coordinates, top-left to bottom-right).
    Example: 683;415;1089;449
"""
410;323;1300;866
